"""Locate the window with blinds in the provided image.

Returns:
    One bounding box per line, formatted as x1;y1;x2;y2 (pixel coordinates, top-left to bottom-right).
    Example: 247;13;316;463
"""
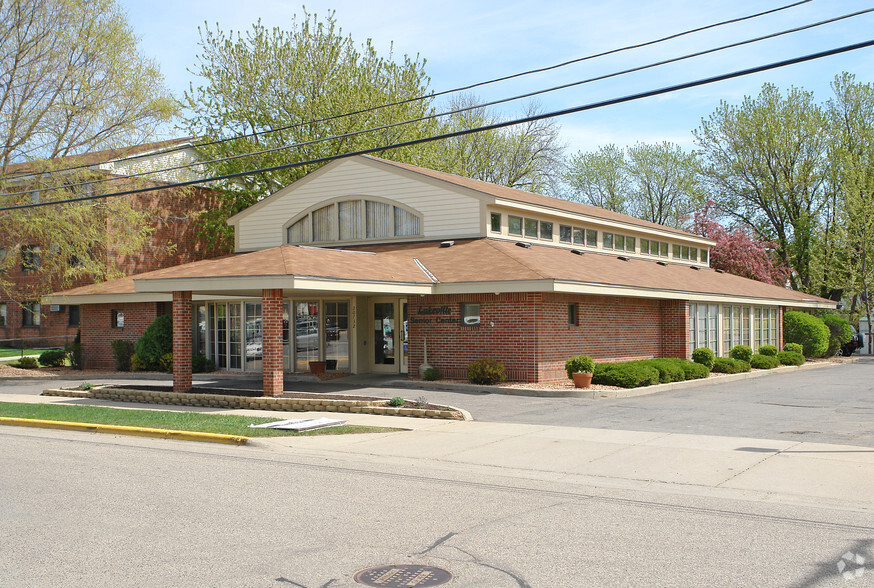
287;199;423;244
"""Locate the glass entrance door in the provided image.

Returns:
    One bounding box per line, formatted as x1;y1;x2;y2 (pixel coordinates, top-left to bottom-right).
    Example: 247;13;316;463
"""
372;299;407;374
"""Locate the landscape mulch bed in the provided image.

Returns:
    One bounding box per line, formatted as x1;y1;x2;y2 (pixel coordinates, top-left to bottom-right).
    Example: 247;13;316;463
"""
101;384;388;402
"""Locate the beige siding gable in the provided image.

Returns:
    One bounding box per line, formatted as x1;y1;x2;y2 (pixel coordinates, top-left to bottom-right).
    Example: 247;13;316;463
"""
234;158;483;251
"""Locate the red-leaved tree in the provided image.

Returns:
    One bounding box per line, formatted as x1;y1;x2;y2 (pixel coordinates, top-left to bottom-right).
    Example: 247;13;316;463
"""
690;202;791;286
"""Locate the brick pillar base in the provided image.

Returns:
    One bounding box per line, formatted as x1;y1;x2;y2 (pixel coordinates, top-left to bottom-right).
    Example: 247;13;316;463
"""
262;288;284;396
172;291;193;393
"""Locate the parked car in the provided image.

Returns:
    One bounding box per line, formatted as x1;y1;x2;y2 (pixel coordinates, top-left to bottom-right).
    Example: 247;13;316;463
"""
840;327;864;356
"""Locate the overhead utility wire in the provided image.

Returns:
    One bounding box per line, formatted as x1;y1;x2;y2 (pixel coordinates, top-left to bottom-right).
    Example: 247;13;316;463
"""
7;6;871;200
3;38;872;213
0;0;812;183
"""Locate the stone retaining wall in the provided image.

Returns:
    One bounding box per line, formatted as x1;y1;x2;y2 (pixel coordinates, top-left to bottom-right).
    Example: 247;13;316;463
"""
42;387;464;420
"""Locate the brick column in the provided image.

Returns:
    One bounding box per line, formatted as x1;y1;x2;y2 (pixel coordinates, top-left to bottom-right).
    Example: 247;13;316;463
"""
172;291;193;393
262;288;284;396
660;299;690;358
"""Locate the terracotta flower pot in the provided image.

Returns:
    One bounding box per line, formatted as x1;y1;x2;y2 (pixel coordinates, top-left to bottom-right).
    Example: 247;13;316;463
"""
308;361;327;375
572;372;593;389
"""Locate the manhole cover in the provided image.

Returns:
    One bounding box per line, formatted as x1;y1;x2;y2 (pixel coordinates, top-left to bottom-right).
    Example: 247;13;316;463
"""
353;564;452;587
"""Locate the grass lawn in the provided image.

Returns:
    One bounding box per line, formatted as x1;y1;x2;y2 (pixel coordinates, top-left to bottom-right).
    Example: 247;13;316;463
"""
0;402;402;437
0;347;54;359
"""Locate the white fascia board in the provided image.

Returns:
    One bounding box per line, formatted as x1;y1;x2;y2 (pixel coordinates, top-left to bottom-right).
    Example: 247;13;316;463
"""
492;199;714;246
552;280;836;308
42;293;173;305
134;275;433;295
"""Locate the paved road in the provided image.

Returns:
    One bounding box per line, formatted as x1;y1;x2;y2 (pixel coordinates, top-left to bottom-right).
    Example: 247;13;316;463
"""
2;359;872;447
3;427;872;587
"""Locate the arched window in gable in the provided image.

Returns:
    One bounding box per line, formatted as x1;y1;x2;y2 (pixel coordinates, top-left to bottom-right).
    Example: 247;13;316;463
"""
286;198;422;244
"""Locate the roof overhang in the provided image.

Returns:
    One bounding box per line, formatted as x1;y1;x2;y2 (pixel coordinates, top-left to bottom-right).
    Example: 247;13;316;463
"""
132;274;433;297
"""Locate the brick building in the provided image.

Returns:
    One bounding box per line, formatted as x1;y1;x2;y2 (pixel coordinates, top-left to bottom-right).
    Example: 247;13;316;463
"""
1;139;227;348
47;155;835;390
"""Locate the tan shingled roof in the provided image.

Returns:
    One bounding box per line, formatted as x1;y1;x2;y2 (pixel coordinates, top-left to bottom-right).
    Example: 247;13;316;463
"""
361;155;708;241
47;238;830;307
3;138;193;175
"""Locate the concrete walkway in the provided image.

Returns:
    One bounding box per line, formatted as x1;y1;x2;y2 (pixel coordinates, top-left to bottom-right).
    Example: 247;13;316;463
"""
4;390;873;511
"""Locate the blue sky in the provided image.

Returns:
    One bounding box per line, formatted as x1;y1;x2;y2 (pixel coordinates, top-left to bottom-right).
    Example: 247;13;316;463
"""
121;0;874;155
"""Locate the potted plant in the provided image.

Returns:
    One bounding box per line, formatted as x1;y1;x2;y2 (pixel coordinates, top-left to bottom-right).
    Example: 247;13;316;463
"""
565;355;595;388
308;360;327;375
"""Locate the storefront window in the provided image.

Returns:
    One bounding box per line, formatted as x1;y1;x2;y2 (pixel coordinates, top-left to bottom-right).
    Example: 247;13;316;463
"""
245;302;262;371
295;301;320;371
324;301;349;370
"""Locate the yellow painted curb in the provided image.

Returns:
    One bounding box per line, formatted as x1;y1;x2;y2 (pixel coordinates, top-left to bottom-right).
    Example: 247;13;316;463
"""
0;417;249;445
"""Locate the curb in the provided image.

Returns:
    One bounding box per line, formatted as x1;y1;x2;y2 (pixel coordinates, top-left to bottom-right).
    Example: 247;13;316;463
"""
0;417;249;445
386;359;850;399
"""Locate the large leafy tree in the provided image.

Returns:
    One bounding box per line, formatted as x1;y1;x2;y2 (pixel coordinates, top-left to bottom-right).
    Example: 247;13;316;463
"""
0;0;178;310
182;10;437;247
562;141;701;228
694;83;829;291
424;96;564;196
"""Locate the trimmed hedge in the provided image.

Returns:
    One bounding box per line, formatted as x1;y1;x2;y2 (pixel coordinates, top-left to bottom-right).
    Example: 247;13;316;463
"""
593;362;659;388
750;354;780;369
680;361;711;380
783;311;829;357
691;347;715;369
759;345;778;357
644;358;687;383
711;357;751;374
777;350;805;366
729;345;753;362
110;339;136;372
783;342;803;355
192;354;216;373
38;349;67;368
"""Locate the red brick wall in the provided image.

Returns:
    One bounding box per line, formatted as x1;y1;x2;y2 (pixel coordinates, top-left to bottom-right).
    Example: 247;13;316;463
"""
80;302;160;369
0;302;78;349
407;293;691;383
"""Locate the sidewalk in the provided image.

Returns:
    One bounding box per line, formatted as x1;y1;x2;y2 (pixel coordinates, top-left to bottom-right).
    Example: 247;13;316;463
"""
5;390;873;511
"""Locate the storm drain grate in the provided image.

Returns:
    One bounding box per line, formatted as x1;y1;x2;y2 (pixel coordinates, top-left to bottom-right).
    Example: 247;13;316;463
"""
353;564;452;587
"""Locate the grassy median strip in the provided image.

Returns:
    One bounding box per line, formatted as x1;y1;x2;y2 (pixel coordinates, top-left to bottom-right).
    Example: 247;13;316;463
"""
0;402;401;437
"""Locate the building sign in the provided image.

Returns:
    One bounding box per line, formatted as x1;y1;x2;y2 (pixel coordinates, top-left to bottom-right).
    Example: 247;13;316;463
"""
411;305;458;325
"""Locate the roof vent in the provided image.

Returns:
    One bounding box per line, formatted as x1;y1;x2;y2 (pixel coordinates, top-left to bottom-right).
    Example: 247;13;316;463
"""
571;249;584;256
656;261;668;267
690;265;700;271
439;240;455;248
617;256;629;261
715;268;725;274
515;242;531;248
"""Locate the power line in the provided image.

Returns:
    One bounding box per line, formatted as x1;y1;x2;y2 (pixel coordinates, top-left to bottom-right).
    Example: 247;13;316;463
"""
0;0;813;184
4;5;871;200
3;38;872;212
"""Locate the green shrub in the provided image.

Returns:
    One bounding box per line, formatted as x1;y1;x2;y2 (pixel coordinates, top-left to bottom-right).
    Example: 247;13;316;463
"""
389;396;405;407
15;356;39;369
750;354;780;369
711;357;751;374
821;315;853;357
38;349;67;367
777;350;805;366
422;366;443;381
691;347;715;369
131;354;147;372
783;342;803;355
110;339;136;371
565;355;595;379
783;311;829;357
729;345;753;362
158;352;173;374
592;362;659;388
192;354;216;373
759;345;778;357
644;358;686;383
135;314;173;369
467;357;507;385
680;360;711;380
